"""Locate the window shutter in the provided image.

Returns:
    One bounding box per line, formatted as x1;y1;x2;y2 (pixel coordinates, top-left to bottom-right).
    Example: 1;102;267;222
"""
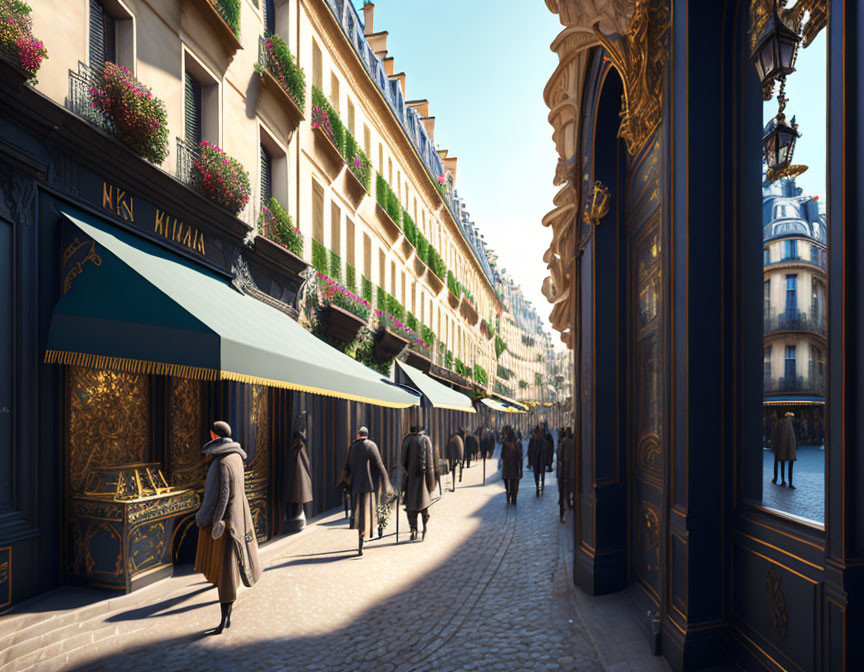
312;181;324;243
89;0;106;70
184;73;202;146
260;146;272;203
264;0;276;35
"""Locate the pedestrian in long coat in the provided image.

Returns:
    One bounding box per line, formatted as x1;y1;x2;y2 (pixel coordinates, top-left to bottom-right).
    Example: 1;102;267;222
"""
195;421;262;635
340;427;394;555
771;412;799;489
283;411;313;530
501;427;523;505
480;425;496;460
464;429;480;469
557;428;575;523
527;428;551;497
444;428;465;490
401;426;436;541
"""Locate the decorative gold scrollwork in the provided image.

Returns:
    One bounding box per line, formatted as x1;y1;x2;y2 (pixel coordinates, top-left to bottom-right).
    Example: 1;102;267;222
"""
642;505;660;571
766;566;789;640
593;0;670;157
582;180;611;229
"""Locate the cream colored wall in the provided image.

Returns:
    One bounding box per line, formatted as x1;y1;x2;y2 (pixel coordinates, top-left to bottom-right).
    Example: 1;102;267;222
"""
764;335;823;382
764;266;818;315
27;0;499;376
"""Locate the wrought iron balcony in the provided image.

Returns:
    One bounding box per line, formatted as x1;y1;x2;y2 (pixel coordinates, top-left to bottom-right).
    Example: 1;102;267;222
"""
175;137;202;191
66;61;113;133
764;375;825;396
763;311;827;337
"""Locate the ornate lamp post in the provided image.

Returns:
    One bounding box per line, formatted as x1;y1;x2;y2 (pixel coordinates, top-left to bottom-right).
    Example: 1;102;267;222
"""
750;0;802;100
751;0;806;183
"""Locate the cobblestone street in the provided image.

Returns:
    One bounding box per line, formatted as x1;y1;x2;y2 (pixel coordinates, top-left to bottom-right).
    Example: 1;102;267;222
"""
32;455;602;672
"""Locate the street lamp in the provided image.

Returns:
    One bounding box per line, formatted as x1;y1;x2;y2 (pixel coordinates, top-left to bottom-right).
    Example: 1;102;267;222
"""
751;0;801;100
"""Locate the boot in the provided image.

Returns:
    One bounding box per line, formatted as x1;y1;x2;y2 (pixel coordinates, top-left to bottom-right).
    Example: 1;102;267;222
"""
204;602;232;636
358;533;364;556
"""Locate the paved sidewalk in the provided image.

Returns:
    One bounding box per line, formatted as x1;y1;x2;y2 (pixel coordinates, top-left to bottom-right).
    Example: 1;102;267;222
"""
2;457;603;672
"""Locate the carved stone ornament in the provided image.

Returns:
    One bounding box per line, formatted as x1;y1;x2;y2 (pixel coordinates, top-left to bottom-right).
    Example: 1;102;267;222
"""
542;0;668;349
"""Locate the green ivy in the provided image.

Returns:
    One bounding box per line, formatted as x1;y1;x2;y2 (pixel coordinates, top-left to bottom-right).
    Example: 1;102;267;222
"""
213;0;241;36
311;85;368;189
375;173;402;226
474;365;488;387
445;349;453;369
518;380;529;390
534;372;543;387
259;197;303;257
495;335;508;359
346;263;357;293
257;33;305;107
312;239;328;275
361;275;373;303
406;312;418;331
329;250;342;282
420;325;436;348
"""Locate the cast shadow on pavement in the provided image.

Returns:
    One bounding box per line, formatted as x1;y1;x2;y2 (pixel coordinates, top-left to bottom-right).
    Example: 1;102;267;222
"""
65;471;601;672
105;586;213;622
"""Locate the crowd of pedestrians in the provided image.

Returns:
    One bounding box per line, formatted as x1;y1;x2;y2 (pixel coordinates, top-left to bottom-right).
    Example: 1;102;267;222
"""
190;415;575;636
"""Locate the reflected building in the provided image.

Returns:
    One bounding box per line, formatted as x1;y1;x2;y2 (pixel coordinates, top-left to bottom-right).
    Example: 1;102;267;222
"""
762;178;827;446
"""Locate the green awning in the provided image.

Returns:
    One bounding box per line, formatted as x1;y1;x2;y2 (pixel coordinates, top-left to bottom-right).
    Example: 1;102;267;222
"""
480;398;521;414
46;207;420;409
395;361;475;413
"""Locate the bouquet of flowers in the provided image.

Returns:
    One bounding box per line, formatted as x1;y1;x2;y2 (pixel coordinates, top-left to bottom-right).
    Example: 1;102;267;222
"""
193;141;250;215
0;1;46;77
90;62;169;163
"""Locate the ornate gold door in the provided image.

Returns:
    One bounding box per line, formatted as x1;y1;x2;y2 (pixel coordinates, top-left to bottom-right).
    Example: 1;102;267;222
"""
245;384;271;541
629;222;664;605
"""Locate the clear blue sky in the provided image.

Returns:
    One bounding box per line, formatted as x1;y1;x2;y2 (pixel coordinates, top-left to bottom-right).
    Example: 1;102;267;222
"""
354;1;562;341
763;30;826;201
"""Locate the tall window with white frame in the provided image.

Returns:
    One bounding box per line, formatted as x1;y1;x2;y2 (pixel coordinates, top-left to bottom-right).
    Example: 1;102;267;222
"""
759;12;827;522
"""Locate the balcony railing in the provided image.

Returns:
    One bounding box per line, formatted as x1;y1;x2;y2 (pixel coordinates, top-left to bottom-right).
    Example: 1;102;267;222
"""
764;253;828;272
763;311;827;337
67;61;113;133
257;36;305;111
764;375;825;396
176;137;202;191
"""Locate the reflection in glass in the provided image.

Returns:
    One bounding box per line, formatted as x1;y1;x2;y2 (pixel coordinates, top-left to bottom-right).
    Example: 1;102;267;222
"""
760;24;826;525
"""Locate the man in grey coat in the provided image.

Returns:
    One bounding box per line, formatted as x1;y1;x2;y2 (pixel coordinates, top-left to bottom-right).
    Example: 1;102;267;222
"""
340;427;394;556
195;421;262;635
401;426;436;541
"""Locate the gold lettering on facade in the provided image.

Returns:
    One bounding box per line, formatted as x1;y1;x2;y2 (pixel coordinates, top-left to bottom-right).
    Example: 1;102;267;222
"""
154;209;206;256
101;182;134;222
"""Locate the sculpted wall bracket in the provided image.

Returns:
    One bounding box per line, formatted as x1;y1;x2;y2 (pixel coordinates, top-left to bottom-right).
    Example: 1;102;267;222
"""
593;0;670;158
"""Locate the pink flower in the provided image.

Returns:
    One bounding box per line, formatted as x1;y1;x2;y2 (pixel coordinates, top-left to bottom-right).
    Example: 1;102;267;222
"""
437;173;447;184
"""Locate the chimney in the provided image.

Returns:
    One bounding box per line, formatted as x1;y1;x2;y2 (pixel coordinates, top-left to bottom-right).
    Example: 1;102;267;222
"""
363;2;374;35
421;116;435;142
383;56;395;76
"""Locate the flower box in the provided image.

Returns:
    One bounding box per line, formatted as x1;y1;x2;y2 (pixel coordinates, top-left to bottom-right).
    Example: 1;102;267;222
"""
186;0;242;53
404;349;432;373
398;236;414;261
412;255;428;280
0;55;31;91
321;304;366;344
426;270;444;295
460;296;479;325
374;202;402;244
447;289;460;310
373;327;409;363
342;161;367;209
312;124;345;182
258;66;304;128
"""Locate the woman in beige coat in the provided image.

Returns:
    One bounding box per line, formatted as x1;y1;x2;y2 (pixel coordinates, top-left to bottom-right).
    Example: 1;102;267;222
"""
195;421;263;635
